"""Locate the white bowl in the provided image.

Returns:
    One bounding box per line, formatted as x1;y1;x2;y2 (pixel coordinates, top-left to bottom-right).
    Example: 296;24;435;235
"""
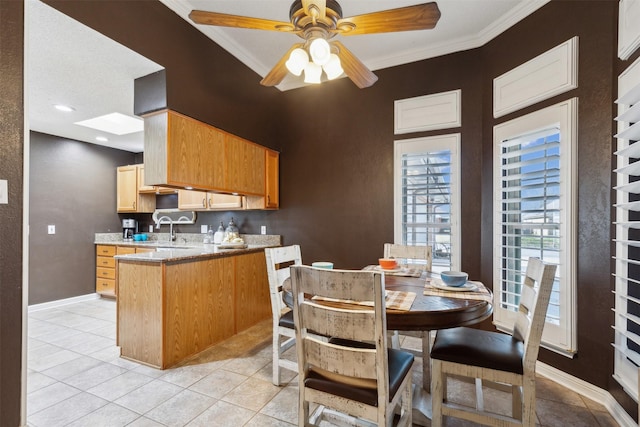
440;271;468;287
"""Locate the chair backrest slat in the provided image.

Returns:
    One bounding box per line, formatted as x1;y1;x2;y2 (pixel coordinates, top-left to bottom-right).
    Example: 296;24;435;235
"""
384;243;432;271
518;258;557;371
305;338;377;380
301;303;376;342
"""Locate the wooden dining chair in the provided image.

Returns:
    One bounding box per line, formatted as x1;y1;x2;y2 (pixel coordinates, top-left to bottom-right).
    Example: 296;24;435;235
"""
384;243;433;353
430;257;557;427
290;265;414;427
264;245;302;386
384;243;433;272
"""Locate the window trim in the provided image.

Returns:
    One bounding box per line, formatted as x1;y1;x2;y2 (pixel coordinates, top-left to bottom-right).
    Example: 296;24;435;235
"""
394;134;461;271
493;98;578;357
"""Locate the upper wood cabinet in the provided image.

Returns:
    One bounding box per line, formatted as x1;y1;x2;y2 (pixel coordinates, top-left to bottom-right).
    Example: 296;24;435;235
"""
225;134;265;195
137;164;177;195
143;110;278;206
177;190;243;210
116;165;155;213
246;149;279;210
265;149;279;208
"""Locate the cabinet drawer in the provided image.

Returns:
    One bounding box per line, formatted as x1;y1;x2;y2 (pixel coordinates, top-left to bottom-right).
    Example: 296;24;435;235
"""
97;267;116;279
96;278;115;295
136;247;155;253
96;245;116;256
97;256;116;268
117;246;136;255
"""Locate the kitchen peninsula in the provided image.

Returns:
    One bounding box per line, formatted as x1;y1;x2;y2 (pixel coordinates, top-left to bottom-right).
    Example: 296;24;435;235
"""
105;234;280;369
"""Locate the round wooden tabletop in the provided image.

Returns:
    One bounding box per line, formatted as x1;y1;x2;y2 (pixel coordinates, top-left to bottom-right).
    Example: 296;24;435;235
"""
283;272;493;332
383;274;493;331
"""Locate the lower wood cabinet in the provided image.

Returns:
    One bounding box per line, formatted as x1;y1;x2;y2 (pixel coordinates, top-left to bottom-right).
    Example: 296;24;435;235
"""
117;250;271;369
96;245;117;297
96;245;156;297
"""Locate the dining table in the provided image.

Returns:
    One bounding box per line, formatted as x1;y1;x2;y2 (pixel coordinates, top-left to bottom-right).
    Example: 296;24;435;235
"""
284;266;493;426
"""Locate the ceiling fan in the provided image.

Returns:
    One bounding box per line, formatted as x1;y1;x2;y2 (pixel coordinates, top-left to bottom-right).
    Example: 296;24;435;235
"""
189;1;441;88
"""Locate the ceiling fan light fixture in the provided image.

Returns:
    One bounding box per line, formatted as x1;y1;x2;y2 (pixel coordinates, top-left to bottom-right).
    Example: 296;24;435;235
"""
323;54;343;80
309;37;331;65
303;62;322;84
285;48;309;76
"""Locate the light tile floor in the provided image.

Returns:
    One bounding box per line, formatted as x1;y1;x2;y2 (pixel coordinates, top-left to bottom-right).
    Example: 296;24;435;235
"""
27;297;619;426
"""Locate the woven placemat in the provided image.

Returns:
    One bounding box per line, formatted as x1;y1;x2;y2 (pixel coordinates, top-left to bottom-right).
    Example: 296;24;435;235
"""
362;265;424;278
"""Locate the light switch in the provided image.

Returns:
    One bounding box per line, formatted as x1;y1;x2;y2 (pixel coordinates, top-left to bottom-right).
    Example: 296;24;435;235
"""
0;180;7;204
261;225;267;235
201;225;208;234
48;225;55;235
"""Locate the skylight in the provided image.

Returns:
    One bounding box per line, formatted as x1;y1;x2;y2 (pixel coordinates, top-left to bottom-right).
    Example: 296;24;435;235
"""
75;112;143;135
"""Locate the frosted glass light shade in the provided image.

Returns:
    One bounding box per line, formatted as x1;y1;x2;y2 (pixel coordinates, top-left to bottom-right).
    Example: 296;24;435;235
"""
309;38;331;65
323;54;343;80
285;48;309;76
304;62;322;84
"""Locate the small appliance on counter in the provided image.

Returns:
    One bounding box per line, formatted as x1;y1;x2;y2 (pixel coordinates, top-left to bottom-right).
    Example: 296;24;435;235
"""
122;218;137;241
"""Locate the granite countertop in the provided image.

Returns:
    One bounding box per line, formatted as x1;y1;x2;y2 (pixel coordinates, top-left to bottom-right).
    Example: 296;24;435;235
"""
95;233;281;263
114;244;274;263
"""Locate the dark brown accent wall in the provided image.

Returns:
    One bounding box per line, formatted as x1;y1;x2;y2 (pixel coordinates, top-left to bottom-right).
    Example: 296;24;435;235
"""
479;0;633;416
276;50;484;275
0;0;24;424
28;132;135;304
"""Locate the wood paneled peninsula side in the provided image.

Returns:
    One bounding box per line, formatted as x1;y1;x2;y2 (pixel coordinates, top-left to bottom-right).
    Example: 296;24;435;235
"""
111;235;280;369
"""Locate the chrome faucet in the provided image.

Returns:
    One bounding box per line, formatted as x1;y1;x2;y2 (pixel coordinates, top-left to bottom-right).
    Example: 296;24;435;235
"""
155;216;176;241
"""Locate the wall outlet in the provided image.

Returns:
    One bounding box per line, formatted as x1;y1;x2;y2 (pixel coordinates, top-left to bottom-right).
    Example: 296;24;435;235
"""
149;224;154;233
201;225;208;234
47;225;55;235
261;225;267;235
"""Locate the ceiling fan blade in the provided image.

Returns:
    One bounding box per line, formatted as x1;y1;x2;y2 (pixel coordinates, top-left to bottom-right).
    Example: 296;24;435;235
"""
332;41;378;89
260;43;305;87
302;0;326;21
189;10;295;32
336;2;441;35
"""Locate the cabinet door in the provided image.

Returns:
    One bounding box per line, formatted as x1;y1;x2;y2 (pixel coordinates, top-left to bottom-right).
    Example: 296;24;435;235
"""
265;149;279;208
168;112;226;190
178;190;208;210
117;165;138;212
226;135;265;195
137;165;156;193
234;252;271;332
207;193;243;209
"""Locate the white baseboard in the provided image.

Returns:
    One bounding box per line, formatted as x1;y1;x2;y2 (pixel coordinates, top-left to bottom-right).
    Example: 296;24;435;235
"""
28;293;100;313
537;361;637;427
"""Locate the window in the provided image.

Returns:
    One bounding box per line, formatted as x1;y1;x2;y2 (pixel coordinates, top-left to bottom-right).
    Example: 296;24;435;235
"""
394;134;461;272
493;99;577;356
613;56;640;398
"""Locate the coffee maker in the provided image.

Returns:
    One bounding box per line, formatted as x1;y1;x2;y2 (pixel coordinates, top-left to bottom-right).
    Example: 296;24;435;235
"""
122;218;137;241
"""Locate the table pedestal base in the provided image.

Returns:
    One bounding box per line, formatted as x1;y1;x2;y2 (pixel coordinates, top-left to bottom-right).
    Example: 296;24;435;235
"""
412;384;433;426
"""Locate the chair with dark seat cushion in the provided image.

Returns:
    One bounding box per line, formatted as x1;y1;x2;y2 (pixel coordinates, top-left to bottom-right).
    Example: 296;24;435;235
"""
264;245;302;386
291;265;414;427
430;257;556;427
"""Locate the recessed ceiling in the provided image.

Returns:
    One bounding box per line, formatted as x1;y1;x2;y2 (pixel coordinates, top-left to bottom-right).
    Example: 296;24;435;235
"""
27;0;549;153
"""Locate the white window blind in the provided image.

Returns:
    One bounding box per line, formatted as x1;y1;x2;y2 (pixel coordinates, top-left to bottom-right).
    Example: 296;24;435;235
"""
613;55;640;399
493;99;577;356
394;135;461;272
